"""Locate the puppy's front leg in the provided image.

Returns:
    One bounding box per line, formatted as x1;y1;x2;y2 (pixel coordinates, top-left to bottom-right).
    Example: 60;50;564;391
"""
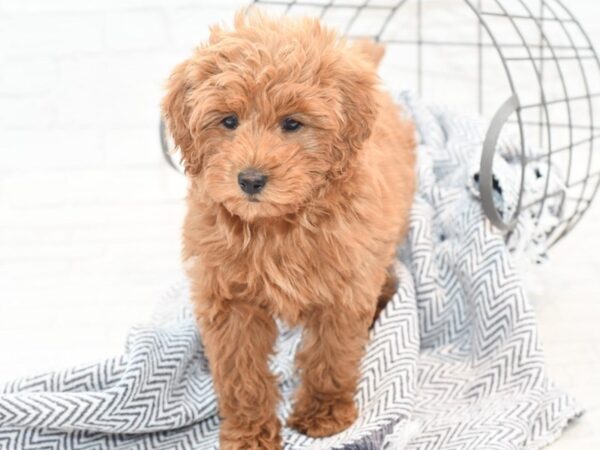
199;300;281;450
288;302;373;437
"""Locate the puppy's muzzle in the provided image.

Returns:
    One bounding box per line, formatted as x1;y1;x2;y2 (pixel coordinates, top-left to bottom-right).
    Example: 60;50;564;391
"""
238;169;267;195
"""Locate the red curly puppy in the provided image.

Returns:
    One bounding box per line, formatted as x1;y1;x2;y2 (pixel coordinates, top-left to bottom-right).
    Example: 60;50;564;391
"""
162;10;415;450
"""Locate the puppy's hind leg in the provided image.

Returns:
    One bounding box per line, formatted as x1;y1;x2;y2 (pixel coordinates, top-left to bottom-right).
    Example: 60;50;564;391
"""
371;266;398;328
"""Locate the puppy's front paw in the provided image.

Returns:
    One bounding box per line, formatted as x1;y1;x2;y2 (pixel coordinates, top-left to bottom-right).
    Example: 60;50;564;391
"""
287;395;357;437
220;418;282;450
220;436;281;450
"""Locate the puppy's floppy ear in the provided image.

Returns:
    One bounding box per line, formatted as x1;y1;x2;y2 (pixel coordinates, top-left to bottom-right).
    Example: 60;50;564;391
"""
161;59;199;174
339;55;379;147
330;53;379;175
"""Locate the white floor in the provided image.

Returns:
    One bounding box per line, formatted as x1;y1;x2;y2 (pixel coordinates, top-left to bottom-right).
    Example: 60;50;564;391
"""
0;163;598;448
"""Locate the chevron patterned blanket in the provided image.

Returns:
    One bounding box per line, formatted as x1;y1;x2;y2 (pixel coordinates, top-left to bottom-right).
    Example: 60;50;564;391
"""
0;94;581;450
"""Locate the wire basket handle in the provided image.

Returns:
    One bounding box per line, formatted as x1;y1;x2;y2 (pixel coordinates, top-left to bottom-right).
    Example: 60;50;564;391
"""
480;94;523;231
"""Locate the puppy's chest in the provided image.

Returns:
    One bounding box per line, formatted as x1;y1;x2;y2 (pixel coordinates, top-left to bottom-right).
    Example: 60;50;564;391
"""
240;236;320;290
226;231;344;317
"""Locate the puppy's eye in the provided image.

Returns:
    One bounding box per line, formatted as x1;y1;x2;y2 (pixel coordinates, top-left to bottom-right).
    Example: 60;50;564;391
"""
281;117;302;132
222;115;239;130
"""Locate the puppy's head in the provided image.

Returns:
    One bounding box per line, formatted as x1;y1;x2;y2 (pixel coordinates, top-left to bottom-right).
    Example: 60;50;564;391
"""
162;10;378;221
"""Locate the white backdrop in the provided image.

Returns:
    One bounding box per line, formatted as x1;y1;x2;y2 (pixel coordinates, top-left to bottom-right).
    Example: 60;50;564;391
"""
0;1;599;448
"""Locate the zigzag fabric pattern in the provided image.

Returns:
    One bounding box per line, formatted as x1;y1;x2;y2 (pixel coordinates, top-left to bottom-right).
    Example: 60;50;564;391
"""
0;94;581;450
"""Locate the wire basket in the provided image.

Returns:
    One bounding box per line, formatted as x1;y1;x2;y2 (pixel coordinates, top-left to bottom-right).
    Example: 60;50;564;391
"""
161;0;600;248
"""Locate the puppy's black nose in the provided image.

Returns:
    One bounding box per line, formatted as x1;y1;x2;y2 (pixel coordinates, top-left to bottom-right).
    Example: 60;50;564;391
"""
238;169;267;195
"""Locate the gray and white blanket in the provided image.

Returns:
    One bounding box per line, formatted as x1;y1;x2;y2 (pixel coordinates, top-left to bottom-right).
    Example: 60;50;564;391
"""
0;93;581;450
